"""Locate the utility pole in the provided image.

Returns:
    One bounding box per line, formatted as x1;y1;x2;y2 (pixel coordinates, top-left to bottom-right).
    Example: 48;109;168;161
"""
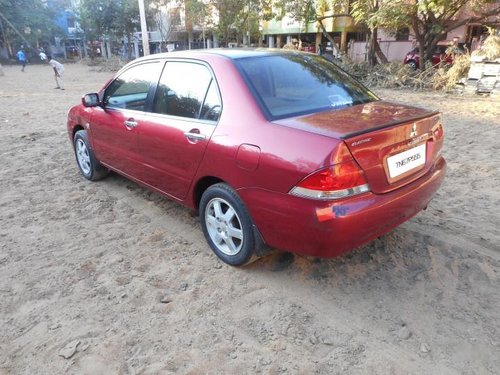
138;0;150;56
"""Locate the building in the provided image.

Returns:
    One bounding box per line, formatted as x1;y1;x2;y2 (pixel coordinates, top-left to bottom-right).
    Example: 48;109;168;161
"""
52;7;84;58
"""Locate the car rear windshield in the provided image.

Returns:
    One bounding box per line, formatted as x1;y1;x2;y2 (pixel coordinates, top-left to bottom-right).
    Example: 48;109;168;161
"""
236;54;378;119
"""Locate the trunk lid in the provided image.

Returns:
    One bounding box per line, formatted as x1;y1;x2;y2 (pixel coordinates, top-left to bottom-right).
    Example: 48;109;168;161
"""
273;101;444;193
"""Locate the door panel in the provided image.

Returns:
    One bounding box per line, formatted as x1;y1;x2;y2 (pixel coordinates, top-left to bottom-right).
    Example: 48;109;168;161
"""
137;115;216;199
90;108;144;177
89;61;163;178
137;61;221;199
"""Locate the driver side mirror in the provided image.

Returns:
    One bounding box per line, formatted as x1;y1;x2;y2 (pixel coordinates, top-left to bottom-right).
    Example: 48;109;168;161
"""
82;93;101;107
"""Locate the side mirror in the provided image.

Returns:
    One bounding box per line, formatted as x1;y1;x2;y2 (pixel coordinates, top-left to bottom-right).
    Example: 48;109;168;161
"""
82;93;100;107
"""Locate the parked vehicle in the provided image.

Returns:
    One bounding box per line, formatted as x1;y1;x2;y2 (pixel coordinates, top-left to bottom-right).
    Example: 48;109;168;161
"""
67;49;446;266
301;42;316;53
66;46;79;58
403;44;462;69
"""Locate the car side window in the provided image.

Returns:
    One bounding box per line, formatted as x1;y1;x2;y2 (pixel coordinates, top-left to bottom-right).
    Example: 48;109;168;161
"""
200;80;222;121
104;62;162;111
153;61;220;121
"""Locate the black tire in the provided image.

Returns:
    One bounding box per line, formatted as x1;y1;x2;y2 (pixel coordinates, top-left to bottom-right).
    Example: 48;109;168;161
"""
200;183;256;266
407;60;418;70
73;130;109;181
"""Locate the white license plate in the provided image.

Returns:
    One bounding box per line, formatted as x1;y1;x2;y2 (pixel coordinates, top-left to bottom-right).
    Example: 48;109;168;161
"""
387;144;426;178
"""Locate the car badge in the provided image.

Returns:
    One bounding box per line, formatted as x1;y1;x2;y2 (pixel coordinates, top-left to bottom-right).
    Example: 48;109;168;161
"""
410;123;417;138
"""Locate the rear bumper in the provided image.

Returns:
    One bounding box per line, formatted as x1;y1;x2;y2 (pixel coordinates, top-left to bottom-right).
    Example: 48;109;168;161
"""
238;156;446;258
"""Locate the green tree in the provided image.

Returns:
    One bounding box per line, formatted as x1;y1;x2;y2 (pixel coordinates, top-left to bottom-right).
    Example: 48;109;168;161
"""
210;0;246;45
352;0;500;68
210;0;273;46
184;0;209;48
79;0;149;58
273;0;354;56
404;0;499;69
350;0;390;66
0;0;64;57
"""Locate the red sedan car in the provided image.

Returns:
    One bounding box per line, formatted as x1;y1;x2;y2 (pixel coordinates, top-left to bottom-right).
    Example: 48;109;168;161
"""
68;49;445;266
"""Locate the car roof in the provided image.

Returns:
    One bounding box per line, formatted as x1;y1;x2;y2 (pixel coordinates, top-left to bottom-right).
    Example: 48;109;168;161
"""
134;48;310;63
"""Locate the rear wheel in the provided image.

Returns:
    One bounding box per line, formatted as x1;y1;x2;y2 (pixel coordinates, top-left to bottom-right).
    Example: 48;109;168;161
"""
200;183;256;266
407;60;418;70
73;130;109;181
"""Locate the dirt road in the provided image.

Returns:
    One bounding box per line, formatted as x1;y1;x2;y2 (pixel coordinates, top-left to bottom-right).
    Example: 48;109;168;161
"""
0;62;499;374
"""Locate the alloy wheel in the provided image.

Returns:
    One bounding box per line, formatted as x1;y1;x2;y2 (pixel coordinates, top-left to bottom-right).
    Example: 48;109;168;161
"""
205;197;244;256
75;138;91;175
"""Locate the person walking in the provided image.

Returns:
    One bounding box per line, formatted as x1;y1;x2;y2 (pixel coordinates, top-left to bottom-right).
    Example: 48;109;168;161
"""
16;48;27;72
47;55;65;90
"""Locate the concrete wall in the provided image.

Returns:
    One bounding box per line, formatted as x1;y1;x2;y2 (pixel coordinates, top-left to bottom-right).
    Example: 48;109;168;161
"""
349;40;413;63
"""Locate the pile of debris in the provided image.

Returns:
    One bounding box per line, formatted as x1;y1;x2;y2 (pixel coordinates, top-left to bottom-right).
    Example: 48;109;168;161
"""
341;35;500;95
461;35;500;95
340;61;446;90
82;56;126;72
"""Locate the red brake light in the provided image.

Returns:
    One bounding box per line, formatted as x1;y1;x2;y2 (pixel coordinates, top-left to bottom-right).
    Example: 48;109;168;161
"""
433;123;444;140
290;161;370;200
298;161;367;191
433;123;444;160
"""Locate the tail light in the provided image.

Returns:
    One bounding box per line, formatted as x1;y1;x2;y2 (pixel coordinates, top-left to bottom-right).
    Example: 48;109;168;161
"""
433;122;444;159
290;160;370;200
433;123;444;140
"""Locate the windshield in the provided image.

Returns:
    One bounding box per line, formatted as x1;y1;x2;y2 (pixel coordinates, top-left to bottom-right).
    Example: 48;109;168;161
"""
236;53;378;119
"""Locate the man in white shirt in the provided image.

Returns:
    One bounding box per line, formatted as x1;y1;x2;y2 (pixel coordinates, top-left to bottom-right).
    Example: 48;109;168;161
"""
47;56;65;90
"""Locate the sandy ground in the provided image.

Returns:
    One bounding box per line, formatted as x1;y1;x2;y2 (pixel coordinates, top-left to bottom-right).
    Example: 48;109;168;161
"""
0;62;499;375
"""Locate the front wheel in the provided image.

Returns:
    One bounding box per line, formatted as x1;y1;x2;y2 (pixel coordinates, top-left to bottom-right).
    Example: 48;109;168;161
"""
200;183;256;266
73;130;109;181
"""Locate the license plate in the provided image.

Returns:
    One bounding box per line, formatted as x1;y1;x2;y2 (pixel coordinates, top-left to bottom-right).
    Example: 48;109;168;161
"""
387;143;426;178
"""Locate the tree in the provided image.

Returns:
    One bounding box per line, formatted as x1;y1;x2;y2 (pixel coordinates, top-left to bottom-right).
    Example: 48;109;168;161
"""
273;0;358;57
0;0;64;57
351;0;389;65
405;0;500;69
352;0;500;69
150;2;174;52
209;0;273;46
79;0;149;58
183;0;209;49
210;0;246;45
149;0;212;49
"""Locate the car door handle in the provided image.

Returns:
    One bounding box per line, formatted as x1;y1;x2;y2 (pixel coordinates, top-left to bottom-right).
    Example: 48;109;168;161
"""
184;132;206;142
124;119;138;129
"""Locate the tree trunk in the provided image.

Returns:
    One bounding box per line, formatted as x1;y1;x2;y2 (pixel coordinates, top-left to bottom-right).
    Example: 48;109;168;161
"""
367;27;378;66
127;34;133;60
412;17;427;70
317;19;342;58
7;42;13;59
374;39;388;64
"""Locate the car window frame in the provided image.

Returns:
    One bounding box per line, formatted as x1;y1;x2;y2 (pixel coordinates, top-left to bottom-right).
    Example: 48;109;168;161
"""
101;59;166;113
148;58;223;125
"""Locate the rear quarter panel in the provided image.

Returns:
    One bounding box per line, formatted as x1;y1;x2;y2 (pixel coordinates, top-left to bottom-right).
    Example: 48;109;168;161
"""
190;55;343;205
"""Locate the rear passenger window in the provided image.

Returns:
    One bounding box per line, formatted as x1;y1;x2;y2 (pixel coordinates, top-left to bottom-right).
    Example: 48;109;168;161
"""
153;62;220;121
104;62;162;111
200;80;222;121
